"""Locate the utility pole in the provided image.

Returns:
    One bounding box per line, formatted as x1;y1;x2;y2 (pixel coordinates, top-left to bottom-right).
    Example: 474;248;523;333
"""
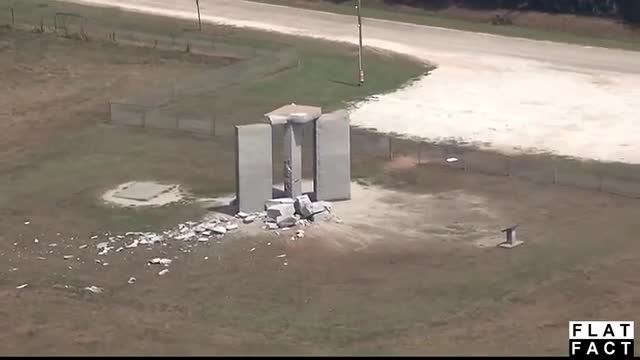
356;0;364;85
196;0;202;31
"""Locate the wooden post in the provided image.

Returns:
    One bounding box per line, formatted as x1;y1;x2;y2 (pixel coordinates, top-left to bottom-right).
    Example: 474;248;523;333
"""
11;8;14;26
196;0;202;31
356;0;364;85
40;17;44;33
388;136;393;160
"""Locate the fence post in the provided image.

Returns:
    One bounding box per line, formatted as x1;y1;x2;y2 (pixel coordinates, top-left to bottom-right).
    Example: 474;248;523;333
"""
40;17;44;33
598;172;604;192
417;144;421;165
552;165;558;185
388;136;393;160
142;108;147;128
54;15;57;31
11;8;15;26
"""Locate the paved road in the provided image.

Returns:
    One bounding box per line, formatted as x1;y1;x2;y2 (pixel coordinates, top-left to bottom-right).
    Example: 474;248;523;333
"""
63;0;640;162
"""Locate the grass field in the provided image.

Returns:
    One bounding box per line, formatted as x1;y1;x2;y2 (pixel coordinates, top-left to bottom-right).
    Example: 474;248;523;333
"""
2;0;640;356
250;0;640;51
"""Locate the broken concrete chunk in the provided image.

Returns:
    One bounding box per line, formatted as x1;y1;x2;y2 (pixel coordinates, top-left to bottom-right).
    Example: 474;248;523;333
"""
277;215;299;228
236;212;249;219
96;242;109;250
267;203;296;220
296;230;305;238
128;277;136;284
158;269;169;276
294;195;312;214
267;223;279;230
243;215;257;224
212;226;227;235
265;198;295;209
225;223;239;231
125;239;139;248
84;286;104;294
148;258;172;266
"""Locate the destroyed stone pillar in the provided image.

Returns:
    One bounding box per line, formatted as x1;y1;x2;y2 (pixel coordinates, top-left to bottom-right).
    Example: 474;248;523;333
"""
265;104;322;198
235;124;273;213
283;123;304;198
314;110;351;201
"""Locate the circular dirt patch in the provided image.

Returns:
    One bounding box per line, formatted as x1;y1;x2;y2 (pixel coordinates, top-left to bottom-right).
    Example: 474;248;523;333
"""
102;181;186;207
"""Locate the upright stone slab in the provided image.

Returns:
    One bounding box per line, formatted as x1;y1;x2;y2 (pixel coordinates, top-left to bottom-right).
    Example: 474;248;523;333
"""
314;110;351;201
235;124;273;213
283;123;304;198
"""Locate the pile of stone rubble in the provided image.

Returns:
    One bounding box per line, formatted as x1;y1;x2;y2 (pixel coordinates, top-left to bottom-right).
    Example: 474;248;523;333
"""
93;195;335;256
251;194;332;229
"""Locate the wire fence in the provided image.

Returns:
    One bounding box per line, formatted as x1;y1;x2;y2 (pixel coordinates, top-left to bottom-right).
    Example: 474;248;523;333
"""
4;5;640;199
1;5;300;136
352;130;640;199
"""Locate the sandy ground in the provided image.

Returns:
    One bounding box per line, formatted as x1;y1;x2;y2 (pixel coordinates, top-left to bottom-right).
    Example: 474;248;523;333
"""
62;0;640;163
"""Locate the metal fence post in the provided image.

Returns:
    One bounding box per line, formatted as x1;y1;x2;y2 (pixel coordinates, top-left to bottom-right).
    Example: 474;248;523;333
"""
388;136;393;160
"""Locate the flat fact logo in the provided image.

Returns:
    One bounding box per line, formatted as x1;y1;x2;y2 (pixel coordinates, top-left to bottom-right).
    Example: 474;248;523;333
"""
569;321;634;358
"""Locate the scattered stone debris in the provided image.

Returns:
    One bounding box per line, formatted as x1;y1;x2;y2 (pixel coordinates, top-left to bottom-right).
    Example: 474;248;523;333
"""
212;226;227;235
79;244;88;249
446;157;459;163
37;257;46;260
48;243;57;247
283;262;288;266
84;286;104;294
128;277;136;284
236;212;249;219
34;238;39;244
249;247;256;252
24;221;31;225
296;230;305;239
276;254;287;258
148;258;172;266
125;240;139;249
91;235;99;240
267;203;296;220
16;284;28;289
158;269;169;276
243;215;257;223
63;255;74;260
265;198;296;208
226;223;239;231
9;267;18;272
